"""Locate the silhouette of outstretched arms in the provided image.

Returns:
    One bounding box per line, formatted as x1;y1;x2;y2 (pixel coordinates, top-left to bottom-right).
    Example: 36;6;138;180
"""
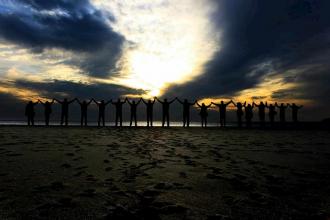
137;98;142;105
68;99;76;104
243;101;247;107
226;100;233;106
211;102;220;107
206;103;212;108
176;98;183;104
125;98;132;105
92;98;99;105
75;98;82;105
196;102;202;108
155;97;164;104
232;101;237;107
54;98;63;104
87;99;93;105
253;102;259;107
169;98;176;104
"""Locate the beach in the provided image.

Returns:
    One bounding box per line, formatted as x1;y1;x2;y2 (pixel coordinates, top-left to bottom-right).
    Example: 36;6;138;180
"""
0;126;329;219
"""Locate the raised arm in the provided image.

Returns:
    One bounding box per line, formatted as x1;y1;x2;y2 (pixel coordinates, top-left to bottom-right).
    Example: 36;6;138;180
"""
54;98;62;104
176;97;183;104
190;100;197;105
92;98;99;105
211;102;219;107
196;102;202;108
232;101;237;107
156;97;163;104
137;98;142;105
75;98;81;105
169;98;176;104
87;99;93;105
253;102;259;107
38;99;44;105
243;101;246;107
207;103;212;108
126;98;132;105
298;105;303;109
141;98;147;105
226;100;233;106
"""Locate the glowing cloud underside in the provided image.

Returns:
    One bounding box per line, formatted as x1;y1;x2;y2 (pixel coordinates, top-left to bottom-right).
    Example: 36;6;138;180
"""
92;0;221;97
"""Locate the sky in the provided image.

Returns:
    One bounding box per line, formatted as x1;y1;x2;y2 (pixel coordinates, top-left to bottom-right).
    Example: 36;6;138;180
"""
0;0;329;121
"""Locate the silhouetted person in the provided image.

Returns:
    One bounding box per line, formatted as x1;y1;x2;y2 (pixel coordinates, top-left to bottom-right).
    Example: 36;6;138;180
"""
111;98;126;127
76;99;92;126
93;99;111;127
176;98;196;127
196;102;212;127
253;101;267;127
244;103;254;128
126;98;142;127
142;98;156;127
156;97;176;127
232;101;244;127
267;103;277;126
25;100;38;126
276;103;289;126
39;99;55;126
55;98;75;126
212;100;233;127
289;103;303;123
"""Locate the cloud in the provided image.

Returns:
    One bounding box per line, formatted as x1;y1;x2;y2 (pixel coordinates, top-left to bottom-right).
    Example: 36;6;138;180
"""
0;0;124;77
166;0;330;102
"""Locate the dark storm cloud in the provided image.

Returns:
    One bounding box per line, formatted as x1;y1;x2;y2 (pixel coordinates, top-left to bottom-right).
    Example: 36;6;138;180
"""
166;0;330;100
13;80;144;100
0;0;124;77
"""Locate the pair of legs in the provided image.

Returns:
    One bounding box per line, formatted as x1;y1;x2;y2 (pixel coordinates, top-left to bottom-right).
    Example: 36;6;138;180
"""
183;112;190;127
201;117;207;127
27;116;34;126
81;113;87;126
61;112;68;126
220;117;226;127
162;112;170;127
115;113;122;127
98;113;105;127
147;112;153;127
259;115;265;127
45;114;50;126
130;113;137;126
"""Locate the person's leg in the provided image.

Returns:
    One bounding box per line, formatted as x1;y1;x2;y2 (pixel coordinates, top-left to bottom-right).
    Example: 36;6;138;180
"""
134;114;137;126
65;113;68;126
119;113;122;127
187;113;190;127
115;113;118;127
102;114;105;127
162;113;165;127
130;113;133;127
98;114;101;127
150;113;153;127
84;113;87;126
167;113;170;127
183;114;186;127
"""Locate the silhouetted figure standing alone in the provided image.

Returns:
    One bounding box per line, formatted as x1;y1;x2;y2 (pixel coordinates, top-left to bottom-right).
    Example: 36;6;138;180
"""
142;98;156;127
76;99;92;126
196;102;212;127
232;101;244;127
276;103;289;126
39;99;54;126
267;103;277;127
176;98;196;127
55;98;75;126
289;103;303;123
93;99;111;127
156;97;176;127
25;100;38;126
254;101;267;127
111;98;126;127
212;100;233;127
126;98;142;127
244;103;254;128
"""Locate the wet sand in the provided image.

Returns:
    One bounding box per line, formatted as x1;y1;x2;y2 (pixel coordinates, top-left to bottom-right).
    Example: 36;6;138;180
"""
0;127;329;219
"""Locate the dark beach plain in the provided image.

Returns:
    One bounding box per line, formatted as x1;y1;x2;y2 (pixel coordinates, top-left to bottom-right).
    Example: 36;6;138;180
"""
0;126;329;219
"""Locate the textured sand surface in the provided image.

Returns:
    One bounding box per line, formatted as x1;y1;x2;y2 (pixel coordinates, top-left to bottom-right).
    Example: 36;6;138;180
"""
0;127;329;219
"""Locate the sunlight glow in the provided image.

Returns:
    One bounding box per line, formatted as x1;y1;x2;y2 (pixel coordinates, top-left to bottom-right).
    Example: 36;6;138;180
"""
93;0;221;97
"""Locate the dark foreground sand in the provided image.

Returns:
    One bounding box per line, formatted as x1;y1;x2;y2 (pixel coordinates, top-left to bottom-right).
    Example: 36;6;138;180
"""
0;127;329;220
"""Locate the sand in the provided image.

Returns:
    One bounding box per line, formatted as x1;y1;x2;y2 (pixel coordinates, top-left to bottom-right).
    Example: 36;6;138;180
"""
0;126;329;219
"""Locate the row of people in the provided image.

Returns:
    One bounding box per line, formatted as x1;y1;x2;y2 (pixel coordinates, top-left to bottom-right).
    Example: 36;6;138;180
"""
25;98;303;127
